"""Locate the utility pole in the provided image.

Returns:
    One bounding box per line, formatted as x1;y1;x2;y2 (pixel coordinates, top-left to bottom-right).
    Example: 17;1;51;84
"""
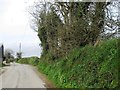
17;43;22;59
19;43;21;53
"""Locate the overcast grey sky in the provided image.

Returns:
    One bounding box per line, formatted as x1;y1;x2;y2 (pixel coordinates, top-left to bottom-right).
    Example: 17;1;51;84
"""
0;0;42;57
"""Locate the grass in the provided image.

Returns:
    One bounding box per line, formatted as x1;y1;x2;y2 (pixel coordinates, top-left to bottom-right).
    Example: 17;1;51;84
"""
18;38;119;88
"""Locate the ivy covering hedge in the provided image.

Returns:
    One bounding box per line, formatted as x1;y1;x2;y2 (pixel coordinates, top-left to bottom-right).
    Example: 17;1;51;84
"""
18;39;119;88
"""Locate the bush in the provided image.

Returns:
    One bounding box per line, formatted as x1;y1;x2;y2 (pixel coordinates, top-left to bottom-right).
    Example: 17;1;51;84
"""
37;39;119;88
17;39;119;88
17;56;39;66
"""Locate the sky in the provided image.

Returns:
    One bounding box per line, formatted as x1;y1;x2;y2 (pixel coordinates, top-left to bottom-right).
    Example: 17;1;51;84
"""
0;0;42;57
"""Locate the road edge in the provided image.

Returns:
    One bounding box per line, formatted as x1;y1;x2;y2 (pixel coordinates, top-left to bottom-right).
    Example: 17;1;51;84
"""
30;65;56;88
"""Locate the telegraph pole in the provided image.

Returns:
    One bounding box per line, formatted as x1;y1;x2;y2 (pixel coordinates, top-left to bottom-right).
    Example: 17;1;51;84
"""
19;43;21;53
17;42;22;59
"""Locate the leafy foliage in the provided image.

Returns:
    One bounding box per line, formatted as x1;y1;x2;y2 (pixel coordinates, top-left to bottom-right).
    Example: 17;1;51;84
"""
18;56;39;66
18;39;119;88
32;2;112;58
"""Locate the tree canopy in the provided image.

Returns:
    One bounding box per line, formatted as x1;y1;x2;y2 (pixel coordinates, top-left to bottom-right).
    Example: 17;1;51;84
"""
30;1;119;59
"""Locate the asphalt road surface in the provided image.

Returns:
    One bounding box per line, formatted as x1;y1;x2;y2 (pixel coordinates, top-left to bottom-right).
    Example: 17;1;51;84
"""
0;63;46;89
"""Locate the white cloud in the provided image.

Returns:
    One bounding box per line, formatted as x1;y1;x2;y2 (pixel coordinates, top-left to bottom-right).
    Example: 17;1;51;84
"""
0;0;42;57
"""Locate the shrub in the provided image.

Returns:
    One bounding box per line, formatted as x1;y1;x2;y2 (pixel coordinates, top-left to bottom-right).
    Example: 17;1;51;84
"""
18;39;119;88
37;39;119;88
